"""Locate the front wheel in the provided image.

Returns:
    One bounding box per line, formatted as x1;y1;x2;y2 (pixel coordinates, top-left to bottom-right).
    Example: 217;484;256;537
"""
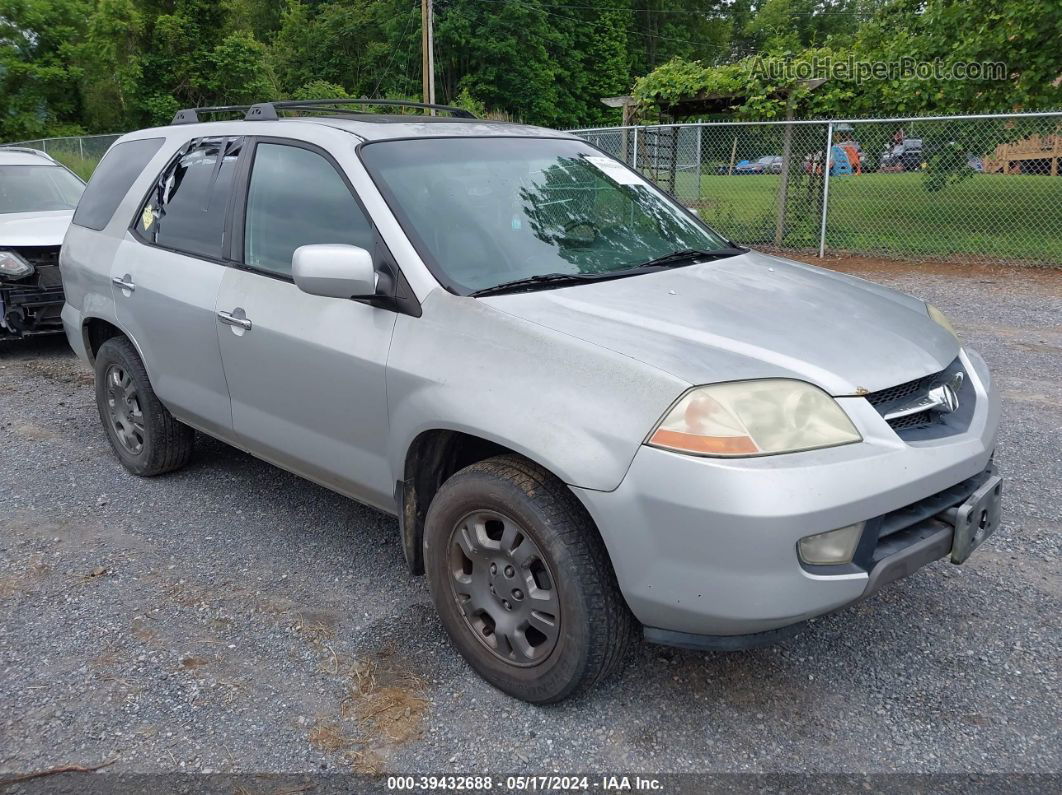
424;455;634;703
94;336;194;476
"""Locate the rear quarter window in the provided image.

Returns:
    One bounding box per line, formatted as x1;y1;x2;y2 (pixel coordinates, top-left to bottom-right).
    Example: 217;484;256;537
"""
72;137;165;231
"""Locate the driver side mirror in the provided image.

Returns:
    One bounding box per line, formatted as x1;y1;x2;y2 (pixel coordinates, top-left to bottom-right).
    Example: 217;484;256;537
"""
292;244;377;300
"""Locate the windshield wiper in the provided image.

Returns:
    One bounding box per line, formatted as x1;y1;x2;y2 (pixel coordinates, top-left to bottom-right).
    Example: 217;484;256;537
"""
628;247;746;270
470;247;747;298
471;272;607;297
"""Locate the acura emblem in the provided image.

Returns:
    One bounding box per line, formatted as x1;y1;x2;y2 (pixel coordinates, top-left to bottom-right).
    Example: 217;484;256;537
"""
883;371;963;421
927;375;962;414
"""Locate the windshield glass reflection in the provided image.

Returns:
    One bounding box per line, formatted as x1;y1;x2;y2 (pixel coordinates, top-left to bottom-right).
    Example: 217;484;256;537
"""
360;137;731;294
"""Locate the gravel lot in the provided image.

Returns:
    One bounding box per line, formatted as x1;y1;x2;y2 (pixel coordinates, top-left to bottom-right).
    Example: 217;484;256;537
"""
1;260;1059;781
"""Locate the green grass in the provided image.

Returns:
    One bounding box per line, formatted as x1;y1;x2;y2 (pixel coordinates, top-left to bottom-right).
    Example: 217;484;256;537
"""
676;171;1062;264
51;151;101;181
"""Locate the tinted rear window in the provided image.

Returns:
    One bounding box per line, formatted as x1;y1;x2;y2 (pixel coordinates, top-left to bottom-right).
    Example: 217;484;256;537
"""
72;137;165;231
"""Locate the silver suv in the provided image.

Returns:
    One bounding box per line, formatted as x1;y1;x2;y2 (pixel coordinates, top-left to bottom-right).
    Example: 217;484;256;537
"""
60;100;1002;703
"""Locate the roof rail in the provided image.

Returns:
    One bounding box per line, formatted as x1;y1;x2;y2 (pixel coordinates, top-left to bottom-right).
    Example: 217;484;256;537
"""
170;98;476;125
170;105;255;125
261;99;476;119
0;146;57;162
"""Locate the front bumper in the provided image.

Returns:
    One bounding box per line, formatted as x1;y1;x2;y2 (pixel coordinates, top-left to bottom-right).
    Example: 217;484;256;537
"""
572;348;1001;639
0;283;65;336
0;254;66;337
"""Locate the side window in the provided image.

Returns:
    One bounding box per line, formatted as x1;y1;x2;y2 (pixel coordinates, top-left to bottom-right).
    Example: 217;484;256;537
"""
243;143;374;277
135;137;243;260
72;137;164;231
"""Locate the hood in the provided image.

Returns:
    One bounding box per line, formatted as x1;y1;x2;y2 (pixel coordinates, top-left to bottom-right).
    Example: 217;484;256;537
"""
480;251;959;395
0;210;74;248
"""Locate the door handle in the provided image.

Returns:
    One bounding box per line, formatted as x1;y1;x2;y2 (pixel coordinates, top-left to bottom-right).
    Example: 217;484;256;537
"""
217;310;252;330
111;276;135;292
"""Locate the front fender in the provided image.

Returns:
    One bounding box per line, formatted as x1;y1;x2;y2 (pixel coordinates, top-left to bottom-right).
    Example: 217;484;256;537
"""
385;290;687;491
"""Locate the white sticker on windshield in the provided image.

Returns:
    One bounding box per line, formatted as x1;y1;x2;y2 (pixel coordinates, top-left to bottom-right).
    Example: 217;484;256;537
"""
585;156;647;186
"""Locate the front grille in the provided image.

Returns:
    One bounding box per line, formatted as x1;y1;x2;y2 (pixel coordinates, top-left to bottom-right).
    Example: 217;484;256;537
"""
886;409;936;431
865;372;939;408
864;358;966;436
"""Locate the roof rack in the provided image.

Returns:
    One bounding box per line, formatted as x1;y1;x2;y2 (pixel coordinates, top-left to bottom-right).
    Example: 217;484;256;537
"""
171;98;476;125
0;146;57;162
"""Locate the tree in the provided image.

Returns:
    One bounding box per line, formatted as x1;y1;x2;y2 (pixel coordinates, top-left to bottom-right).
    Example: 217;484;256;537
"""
435;0;566;125
569;1;632;126
225;0;287;43
270;0;421;101
2;0;1058;140
631;0;731;73
634;0;1062;120
76;0;142;132
207;31;275;105
846;0;1062;116
0;0;90;140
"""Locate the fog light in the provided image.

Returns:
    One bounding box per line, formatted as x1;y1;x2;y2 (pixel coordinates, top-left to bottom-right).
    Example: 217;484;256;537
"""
798;523;864;565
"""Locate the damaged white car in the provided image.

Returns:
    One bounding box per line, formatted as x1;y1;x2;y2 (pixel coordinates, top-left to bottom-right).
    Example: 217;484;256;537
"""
0;148;85;337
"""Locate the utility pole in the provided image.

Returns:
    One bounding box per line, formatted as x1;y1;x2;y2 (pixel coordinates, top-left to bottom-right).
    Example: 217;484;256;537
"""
421;0;435;110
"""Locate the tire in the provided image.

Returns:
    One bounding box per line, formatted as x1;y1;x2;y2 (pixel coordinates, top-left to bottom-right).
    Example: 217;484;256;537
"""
94;336;194;476
424;455;634;703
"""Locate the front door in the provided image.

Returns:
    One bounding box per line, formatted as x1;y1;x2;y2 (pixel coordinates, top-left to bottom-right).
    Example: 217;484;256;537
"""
214;140;397;508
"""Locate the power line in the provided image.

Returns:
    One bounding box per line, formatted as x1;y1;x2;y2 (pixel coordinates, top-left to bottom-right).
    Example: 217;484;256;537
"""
370;2;420;98
504;2;723;12
532;2;872;13
473;0;881;18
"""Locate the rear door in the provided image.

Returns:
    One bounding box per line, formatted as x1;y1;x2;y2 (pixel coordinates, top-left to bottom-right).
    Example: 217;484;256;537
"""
214;139;397;508
113;136;245;437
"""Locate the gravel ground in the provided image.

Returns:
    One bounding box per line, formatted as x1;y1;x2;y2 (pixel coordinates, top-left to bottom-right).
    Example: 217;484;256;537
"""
1;260;1059;780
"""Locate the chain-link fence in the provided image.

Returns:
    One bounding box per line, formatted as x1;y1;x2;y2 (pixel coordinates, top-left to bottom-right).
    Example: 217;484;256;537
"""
5;116;1061;265
572;112;1062;266
0;133;122;181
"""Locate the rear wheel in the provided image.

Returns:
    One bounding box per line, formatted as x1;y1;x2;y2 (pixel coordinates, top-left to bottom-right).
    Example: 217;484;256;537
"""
424;455;634;703
94;336;194;476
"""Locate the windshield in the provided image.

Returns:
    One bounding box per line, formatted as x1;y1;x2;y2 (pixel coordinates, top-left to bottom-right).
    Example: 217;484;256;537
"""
360;137;733;294
0;164;85;214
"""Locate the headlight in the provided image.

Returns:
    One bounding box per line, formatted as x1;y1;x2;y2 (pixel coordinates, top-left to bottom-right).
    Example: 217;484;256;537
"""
0;250;34;280
647;379;862;457
926;303;958;339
